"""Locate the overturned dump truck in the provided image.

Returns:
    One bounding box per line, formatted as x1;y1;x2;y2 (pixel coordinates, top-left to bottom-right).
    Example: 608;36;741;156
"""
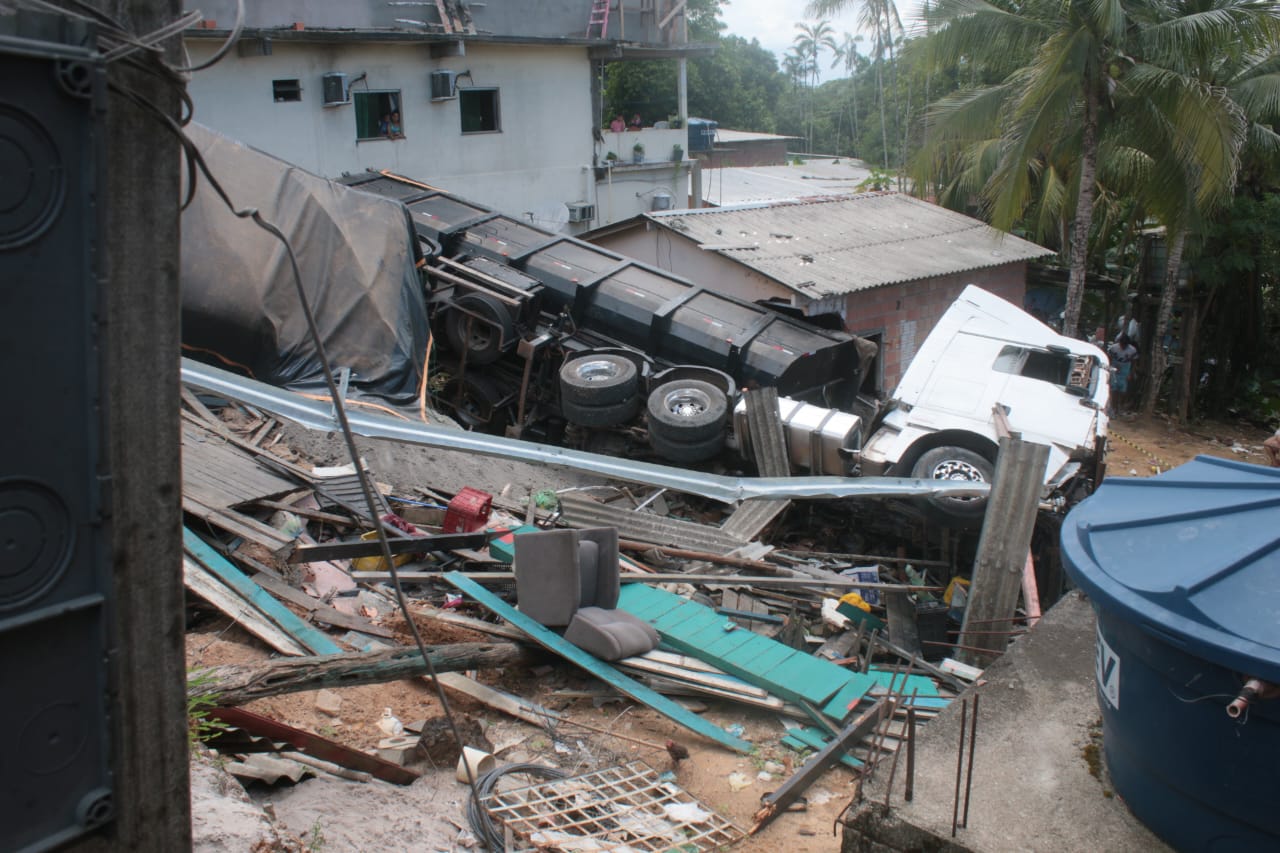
340;171;1109;524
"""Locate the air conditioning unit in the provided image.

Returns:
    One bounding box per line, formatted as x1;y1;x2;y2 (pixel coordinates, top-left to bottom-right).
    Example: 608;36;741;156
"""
430;69;457;101
566;202;595;223
321;72;349;106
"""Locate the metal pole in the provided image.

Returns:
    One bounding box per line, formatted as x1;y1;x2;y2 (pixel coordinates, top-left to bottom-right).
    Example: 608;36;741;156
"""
904;706;917;802
951;698;968;838
962;693;980;828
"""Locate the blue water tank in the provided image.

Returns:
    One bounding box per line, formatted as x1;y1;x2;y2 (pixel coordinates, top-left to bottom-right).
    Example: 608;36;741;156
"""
1062;456;1280;851
687;117;717;152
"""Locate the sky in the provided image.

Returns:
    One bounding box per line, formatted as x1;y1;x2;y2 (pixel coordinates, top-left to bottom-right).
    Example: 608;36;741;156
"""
716;0;865;81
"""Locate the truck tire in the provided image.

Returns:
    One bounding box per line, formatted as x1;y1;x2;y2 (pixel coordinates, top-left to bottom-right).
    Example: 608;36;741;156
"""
911;446;994;525
444;293;514;365
444;374;508;434
649;427;725;464
646;379;728;443
562;394;641;428
559;355;639;406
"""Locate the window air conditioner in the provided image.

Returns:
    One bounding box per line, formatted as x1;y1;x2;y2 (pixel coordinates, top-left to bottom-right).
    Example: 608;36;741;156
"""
566;202;595;223
430;69;458;101
321;72;349;106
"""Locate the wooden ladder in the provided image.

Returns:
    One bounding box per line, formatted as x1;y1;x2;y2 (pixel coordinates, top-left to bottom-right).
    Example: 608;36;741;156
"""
586;0;610;38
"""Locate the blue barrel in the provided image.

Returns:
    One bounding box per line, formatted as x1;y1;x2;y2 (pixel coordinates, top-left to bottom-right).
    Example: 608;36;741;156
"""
1062;456;1280;851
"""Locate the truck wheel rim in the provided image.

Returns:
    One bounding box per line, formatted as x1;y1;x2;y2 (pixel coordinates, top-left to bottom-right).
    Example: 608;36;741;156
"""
663;387;711;418
932;459;985;481
574;359;621;382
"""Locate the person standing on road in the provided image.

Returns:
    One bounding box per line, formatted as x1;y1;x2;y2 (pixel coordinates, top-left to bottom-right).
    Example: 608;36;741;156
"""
1108;334;1139;415
1265;428;1280;467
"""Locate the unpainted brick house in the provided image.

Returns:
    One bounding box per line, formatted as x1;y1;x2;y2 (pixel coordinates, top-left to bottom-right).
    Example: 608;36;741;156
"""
585;193;1053;393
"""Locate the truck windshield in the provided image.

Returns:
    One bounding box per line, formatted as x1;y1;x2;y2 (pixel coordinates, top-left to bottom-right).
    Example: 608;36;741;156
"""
992;345;1072;385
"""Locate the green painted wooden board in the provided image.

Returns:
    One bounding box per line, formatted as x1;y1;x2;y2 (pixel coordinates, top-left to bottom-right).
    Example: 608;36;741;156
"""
822;680;872;721
619;584;876;709
867;667;940;697
445;573;751;754
788;727;864;769
184;527;342;656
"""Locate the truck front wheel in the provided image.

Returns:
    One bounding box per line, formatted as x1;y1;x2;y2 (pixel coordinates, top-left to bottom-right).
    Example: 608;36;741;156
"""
911;446;994;526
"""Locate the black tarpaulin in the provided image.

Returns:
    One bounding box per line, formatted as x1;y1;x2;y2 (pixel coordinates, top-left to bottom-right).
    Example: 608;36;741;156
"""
181;123;427;405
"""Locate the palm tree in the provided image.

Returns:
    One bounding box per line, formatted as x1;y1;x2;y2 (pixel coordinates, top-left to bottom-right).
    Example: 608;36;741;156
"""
832;31;865;154
1124;0;1280;415
794;20;838;152
810;0;903;169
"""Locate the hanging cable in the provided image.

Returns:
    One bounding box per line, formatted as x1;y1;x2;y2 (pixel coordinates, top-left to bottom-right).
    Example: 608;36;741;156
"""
37;0;496;835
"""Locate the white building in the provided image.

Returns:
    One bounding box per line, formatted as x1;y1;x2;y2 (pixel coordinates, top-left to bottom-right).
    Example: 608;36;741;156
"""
185;0;709;233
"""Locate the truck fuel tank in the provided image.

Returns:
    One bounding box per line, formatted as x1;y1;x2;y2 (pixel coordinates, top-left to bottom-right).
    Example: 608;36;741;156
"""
733;395;862;476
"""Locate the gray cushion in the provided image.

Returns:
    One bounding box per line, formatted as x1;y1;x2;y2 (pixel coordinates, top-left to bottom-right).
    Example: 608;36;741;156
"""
514;529;580;627
563;607;660;661
577;540;599;604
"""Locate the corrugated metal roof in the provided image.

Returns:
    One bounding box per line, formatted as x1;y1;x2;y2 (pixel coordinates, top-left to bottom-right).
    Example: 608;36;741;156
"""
700;161;874;207
649;193;1052;298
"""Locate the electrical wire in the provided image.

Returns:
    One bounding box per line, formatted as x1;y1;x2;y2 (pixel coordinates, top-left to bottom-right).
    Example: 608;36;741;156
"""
56;1;494;835
466;763;569;850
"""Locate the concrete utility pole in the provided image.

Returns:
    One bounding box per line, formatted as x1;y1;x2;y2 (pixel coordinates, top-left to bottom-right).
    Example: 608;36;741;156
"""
956;438;1050;668
73;1;188;850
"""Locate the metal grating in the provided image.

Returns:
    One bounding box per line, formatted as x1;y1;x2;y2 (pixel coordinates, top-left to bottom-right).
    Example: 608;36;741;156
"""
485;761;744;852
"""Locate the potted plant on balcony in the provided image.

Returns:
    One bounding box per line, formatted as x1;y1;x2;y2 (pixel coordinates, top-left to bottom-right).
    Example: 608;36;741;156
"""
632;141;645;164
670;143;683;162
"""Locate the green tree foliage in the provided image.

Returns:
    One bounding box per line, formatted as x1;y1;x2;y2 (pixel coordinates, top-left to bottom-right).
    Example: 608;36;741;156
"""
604;36;783;132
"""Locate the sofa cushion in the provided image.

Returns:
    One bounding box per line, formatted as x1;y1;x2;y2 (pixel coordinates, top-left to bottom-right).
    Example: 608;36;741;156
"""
563;606;659;662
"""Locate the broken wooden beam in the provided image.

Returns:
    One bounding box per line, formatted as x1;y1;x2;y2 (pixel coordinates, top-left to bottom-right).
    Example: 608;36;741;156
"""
209;707;418;785
287;530;492;562
192;643;539;707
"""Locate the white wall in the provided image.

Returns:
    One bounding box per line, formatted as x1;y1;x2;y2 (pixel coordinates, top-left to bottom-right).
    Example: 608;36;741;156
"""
185;40;600;232
594;225;791;304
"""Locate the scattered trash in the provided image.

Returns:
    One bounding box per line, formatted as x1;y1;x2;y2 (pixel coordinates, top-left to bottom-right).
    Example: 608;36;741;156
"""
728;772;754;791
377;708;405;738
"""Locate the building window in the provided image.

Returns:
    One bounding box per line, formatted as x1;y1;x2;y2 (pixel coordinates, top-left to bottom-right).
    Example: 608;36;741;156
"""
272;79;301;102
353;90;403;140
460;88;500;133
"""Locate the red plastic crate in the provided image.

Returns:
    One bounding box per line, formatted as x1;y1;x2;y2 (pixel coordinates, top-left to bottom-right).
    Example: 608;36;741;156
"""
443;487;492;533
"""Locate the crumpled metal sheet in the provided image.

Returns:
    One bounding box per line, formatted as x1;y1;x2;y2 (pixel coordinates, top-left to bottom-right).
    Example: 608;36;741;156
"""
181;358;990;504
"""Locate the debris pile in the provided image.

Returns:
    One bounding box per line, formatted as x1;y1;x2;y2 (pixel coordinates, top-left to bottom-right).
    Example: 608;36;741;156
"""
181;382;1049;851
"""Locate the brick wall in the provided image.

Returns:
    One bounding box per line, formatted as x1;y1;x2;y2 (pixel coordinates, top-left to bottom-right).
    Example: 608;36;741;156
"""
844;264;1027;392
700;139;790;168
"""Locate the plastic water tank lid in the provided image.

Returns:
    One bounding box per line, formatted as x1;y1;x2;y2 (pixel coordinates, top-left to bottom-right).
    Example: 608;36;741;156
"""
1062;455;1280;681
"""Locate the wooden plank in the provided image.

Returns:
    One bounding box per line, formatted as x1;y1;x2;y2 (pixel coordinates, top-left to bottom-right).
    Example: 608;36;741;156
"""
288;531;491;563
620;584;863;709
429;672;559;726
183;495;295;552
617;656;772;699
355;571;938;593
184;528;343;655
184;557;308;656
250;572;394;638
443;572;751;753
821;680;873;722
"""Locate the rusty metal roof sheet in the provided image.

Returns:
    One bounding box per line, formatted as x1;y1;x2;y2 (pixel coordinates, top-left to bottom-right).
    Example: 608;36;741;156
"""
650;193;1052;298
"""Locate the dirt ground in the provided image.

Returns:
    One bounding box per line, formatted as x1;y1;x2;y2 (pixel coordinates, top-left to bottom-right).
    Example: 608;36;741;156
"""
1102;413;1275;476
188;412;1276;852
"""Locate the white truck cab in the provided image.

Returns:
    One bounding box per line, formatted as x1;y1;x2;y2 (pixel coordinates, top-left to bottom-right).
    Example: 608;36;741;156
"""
859;285;1110;522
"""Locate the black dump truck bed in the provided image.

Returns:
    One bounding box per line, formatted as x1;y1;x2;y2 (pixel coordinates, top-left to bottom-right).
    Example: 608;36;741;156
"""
342;172;866;400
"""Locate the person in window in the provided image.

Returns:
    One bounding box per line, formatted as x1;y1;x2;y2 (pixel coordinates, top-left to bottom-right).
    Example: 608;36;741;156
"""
387;111;404;139
609;114;625;133
628;113;642;130
1107;334;1138;415
378;113;391;136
